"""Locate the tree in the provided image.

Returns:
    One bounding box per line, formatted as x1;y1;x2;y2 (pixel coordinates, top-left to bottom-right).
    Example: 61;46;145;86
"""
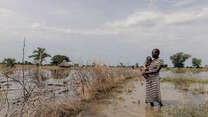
2;58;16;67
170;52;191;68
162;64;168;68
192;58;202;68
51;55;70;65
135;63;139;68
28;47;51;65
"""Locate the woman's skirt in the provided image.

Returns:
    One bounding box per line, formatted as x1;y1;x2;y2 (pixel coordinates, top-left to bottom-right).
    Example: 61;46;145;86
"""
145;75;161;103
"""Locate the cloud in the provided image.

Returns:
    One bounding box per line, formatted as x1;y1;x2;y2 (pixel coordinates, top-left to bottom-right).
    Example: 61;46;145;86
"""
106;7;208;28
31;22;41;29
0;8;13;17
52;9;68;15
106;11;160;28
28;7;208;36
171;0;197;7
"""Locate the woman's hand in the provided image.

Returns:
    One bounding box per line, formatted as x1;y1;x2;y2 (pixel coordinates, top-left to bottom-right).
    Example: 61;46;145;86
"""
142;71;145;76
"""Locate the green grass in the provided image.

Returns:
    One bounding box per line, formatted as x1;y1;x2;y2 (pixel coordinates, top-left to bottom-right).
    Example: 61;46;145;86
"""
162;68;208;73
161;77;208;84
161;77;208;92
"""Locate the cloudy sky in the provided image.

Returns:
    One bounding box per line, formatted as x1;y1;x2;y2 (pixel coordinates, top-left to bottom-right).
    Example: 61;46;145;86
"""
0;0;208;66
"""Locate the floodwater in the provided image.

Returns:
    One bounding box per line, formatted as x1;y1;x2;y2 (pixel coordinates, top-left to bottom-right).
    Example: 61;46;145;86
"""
1;68;208;116
160;70;208;79
0;67;138;116
77;77;208;117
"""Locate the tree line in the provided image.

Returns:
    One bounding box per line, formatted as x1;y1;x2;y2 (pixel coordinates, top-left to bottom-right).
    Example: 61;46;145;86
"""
170;52;202;68
1;47;71;67
0;47;203;68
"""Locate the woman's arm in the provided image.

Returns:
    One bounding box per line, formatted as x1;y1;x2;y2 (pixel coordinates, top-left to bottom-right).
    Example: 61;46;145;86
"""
143;65;162;75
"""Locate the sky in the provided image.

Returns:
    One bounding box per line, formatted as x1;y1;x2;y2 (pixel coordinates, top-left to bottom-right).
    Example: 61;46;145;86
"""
0;0;208;66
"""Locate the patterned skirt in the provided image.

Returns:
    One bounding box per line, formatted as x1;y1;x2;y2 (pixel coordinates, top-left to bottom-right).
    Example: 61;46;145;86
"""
145;75;161;103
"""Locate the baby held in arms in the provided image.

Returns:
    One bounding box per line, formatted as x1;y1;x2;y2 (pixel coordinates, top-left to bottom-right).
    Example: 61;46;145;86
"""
140;56;152;79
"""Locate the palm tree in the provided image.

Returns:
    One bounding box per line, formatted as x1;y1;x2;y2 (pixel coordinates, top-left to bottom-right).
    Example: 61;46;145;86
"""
29;47;51;65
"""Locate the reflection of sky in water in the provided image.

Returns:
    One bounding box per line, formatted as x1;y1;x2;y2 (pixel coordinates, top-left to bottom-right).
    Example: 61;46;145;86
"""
160;71;208;79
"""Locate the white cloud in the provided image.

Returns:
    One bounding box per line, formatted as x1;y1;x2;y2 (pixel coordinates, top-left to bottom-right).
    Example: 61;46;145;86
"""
106;11;160;28
31;22;41;29
52;9;68;15
0;8;13;17
171;0;197;7
164;9;207;24
106;7;208;28
28;7;208;37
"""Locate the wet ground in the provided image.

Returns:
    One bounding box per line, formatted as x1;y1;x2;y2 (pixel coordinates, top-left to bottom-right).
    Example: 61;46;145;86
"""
77;78;208;117
1;68;208;116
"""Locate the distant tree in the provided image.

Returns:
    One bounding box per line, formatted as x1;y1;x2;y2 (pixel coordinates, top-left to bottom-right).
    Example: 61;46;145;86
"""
135;63;139;68
170;52;191;68
28;47;51;66
25;61;33;65
2;58;16;67
162;64;168;68
120;62;124;67
51;55;70;65
192;58;202;68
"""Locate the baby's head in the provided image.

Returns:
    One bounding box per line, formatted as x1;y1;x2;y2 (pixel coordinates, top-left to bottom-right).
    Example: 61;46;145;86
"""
146;56;152;66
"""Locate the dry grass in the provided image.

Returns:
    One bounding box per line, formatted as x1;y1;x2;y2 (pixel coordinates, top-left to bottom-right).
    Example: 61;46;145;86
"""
33;66;141;117
0;65;141;117
34;99;84;117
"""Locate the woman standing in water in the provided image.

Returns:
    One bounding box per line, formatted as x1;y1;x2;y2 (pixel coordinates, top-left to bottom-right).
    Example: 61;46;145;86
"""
142;48;163;107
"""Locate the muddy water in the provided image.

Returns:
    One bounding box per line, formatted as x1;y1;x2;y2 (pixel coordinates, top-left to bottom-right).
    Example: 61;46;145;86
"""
160;71;208;79
77;79;208;117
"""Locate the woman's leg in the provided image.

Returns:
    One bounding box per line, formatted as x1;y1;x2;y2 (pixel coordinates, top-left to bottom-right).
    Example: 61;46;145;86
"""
150;102;154;107
158;101;163;107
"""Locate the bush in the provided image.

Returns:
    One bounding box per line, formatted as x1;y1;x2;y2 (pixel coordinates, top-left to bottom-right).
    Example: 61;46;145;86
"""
192;58;202;68
51;55;70;65
2;58;16;67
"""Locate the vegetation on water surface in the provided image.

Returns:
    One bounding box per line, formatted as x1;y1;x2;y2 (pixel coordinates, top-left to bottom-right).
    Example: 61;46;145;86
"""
161;77;208;93
162;67;208;73
161;77;208;84
161;104;208;117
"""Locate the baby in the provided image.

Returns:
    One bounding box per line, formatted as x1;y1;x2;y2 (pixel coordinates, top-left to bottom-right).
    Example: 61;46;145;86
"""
140;56;152;82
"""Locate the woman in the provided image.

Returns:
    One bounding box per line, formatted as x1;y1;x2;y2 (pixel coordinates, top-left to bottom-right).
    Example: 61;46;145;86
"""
142;48;163;107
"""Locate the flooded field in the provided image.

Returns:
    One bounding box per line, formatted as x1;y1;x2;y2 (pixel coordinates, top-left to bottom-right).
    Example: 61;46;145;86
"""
77;70;208;117
0;66;139;116
0;67;208;117
161;70;208;79
77;80;208;117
